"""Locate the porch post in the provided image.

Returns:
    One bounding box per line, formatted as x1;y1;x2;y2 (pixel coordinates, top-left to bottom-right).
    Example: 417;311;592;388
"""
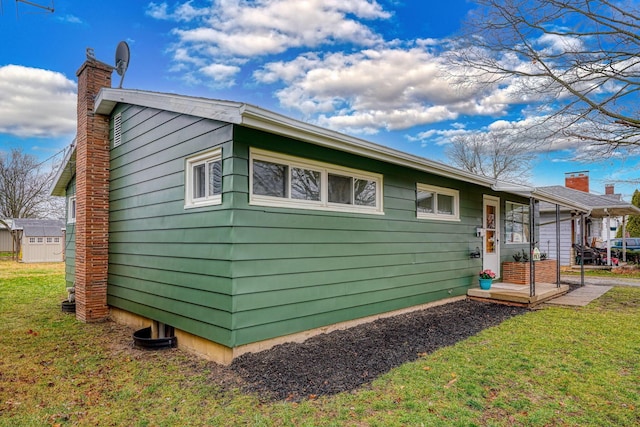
622;216;627;262
529;197;536;297
606;215;612;266
555;204;561;287
580;212;585;287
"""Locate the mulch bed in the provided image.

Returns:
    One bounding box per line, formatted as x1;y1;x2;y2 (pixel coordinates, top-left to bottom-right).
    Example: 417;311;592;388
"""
230;300;528;401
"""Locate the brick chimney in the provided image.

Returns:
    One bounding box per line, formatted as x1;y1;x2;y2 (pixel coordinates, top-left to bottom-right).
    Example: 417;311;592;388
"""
74;56;113;322
605;184;614;195
565;171;589;193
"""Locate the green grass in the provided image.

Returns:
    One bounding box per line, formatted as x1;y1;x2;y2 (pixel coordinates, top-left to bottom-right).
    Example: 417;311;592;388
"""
1;261;639;426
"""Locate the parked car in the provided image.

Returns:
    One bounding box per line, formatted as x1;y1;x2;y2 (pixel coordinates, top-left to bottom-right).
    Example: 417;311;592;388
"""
608;238;640;251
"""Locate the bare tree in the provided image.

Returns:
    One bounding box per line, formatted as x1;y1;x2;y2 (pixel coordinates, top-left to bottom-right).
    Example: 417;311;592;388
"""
0;148;63;219
448;0;640;151
445;131;536;182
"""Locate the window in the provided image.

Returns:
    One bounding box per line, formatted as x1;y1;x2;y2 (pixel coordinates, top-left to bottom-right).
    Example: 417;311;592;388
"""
46;237;53;244
416;184;459;221
250;148;383;214
54;237;60;243
505;201;530;243
68;196;76;223
37;237;44;243
185;148;222;208
29;237;36;244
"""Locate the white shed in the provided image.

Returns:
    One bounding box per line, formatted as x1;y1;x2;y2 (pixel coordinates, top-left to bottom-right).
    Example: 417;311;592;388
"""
12;219;65;263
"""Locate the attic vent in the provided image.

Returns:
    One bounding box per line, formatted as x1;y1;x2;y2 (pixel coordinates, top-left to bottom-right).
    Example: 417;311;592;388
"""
113;113;122;147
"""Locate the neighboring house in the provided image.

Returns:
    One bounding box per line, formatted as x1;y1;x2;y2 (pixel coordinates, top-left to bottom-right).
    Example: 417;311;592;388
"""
50;56;587;365
0;220;13;252
11;219;65;263
538;172;640;266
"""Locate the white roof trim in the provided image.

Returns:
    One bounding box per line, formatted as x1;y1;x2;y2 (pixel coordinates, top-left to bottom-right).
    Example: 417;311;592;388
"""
94;88;590;211
50;139;76;197
95;89;497;187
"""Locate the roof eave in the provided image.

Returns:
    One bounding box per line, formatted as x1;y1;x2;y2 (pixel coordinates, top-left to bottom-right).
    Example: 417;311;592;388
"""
50;140;76;197
95;89;500;189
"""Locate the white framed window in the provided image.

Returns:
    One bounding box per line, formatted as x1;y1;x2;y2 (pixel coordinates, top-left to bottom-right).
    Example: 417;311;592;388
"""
46;237;53;244
68;196;76;223
29;237;36;244
37;237;44;243
54;237;60;243
416;184;460;221
505;201;530;243
250;148;383;214
185;148;223;208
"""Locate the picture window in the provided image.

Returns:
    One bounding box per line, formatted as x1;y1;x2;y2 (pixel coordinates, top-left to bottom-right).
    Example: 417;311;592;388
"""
250;149;383;214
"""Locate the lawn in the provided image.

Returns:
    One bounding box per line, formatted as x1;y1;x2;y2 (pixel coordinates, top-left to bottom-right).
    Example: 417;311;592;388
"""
1;261;639;426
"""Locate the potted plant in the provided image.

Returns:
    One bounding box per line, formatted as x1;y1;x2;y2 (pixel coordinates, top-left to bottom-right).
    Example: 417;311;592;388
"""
478;269;496;290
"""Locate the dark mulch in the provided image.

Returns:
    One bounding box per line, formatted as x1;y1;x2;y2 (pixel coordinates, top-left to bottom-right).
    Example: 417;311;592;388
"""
230;300;528;401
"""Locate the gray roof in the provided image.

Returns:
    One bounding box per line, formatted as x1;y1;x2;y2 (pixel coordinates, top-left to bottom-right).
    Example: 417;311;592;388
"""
12;219;65;237
538;186;640;217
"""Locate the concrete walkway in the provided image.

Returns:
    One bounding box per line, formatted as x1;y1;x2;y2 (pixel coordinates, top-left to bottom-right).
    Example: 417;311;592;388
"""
560;275;640;288
544;274;640;306
546;285;612;307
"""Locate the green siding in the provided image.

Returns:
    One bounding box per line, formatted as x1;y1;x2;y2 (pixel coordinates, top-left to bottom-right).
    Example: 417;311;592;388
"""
107;104;235;346
226;127;503;346
102;106;531;349
64;177;76;289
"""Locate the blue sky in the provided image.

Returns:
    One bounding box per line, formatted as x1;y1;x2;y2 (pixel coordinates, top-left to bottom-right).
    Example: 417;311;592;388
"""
0;0;638;199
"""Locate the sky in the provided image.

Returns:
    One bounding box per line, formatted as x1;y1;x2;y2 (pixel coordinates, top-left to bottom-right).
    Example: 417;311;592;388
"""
0;0;638;199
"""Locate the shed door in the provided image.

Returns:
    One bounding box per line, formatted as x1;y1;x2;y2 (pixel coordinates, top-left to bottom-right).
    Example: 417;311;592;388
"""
483;195;500;278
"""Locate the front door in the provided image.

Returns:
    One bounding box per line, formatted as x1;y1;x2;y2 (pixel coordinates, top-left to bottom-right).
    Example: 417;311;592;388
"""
483;195;500;278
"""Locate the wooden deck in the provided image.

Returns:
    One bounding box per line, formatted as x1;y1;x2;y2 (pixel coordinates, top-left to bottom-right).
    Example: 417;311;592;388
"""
467;282;570;307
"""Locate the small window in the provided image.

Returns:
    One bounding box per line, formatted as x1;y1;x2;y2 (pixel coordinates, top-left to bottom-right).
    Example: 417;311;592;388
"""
37;237;44;243
46;237;53;244
505;201;530;243
250;148;383;214
416;184;459;221
54;237;60;243
68;196;76;223
29;237;36;244
185;148;223;208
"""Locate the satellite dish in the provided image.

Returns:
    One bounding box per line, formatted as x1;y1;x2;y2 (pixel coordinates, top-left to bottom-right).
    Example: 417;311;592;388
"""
115;41;130;88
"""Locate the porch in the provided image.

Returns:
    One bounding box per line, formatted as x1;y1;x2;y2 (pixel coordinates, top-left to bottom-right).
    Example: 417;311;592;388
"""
467;281;570;307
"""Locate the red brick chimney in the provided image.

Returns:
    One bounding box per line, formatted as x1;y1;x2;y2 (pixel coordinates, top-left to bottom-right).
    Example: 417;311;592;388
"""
565;171;589;193
605;184;614;195
74;56;113;322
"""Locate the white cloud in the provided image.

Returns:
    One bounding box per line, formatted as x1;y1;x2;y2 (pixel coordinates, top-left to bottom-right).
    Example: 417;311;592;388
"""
0;65;76;138
147;1;209;21
56;14;84;24
147;0;391;86
255;47;522;133
199;63;241;87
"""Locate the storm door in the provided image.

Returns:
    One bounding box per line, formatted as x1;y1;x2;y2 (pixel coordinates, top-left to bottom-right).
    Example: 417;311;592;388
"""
483;195;501;277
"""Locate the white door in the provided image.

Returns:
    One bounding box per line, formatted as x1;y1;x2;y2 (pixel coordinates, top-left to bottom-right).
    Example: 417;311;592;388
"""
483;195;500;278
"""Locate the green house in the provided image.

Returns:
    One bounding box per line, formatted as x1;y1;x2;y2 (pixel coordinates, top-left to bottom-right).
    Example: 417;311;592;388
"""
51;58;583;364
